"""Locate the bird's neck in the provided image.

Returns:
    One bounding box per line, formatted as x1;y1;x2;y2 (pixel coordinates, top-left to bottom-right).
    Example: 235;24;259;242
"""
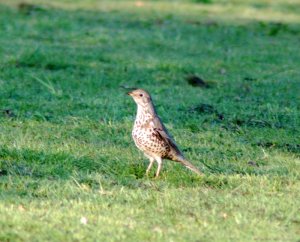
135;103;156;124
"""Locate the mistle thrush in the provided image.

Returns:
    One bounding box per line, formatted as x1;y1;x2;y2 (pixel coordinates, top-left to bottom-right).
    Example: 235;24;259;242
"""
128;88;202;177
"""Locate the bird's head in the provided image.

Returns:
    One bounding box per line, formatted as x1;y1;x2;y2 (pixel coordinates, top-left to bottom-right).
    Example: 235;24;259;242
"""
127;88;152;107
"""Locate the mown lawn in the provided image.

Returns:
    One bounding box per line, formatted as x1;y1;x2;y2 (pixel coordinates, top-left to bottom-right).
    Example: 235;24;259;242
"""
0;0;299;241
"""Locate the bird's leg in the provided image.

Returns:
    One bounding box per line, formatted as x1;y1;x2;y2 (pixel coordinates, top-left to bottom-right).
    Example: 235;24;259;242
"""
155;157;163;178
146;157;155;176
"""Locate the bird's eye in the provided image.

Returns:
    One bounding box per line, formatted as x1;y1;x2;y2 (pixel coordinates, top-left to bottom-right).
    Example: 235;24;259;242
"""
139;94;143;97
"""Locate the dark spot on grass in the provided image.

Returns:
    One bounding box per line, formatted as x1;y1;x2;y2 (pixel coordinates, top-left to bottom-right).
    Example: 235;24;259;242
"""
0;169;8;176
0;160;36;177
248;161;258;167
16;60;75;71
15;60;36;68
268;22;287;36
217;113;224;120
186;75;210;88
257;141;275;148
257;142;300;154
182;147;193;152
189;104;224;120
258;21;300;36
18;2;45;15
2;109;15;118
190;103;216;114
44;63;75;71
244;77;257;82
186;19;218;27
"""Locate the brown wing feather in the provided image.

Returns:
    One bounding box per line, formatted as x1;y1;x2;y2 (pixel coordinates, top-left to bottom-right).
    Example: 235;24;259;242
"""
151;117;202;175
151;116;183;158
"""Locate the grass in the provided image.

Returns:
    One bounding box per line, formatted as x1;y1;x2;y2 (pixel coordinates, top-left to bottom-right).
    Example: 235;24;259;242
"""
0;0;300;241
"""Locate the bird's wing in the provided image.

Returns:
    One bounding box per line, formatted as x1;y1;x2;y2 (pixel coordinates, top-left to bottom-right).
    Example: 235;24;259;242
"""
151;116;183;157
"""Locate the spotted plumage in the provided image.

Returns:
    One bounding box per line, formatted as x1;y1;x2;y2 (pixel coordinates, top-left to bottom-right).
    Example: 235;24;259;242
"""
128;88;202;177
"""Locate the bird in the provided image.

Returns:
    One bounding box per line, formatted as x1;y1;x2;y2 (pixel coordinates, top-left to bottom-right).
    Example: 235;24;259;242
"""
127;88;202;177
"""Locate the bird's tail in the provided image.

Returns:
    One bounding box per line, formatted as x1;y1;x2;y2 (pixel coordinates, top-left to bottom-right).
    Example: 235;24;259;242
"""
176;157;203;176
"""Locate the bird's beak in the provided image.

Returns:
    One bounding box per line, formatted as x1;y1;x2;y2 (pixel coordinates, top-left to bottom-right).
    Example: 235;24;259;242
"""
126;88;137;96
122;86;137;96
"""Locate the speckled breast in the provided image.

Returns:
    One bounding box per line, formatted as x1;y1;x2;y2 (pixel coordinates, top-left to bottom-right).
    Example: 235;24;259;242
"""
132;123;170;158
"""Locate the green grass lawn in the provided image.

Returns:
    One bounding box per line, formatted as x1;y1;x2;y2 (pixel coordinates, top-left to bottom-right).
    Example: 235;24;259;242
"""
0;0;300;241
